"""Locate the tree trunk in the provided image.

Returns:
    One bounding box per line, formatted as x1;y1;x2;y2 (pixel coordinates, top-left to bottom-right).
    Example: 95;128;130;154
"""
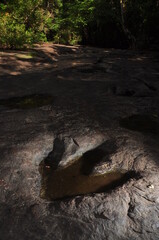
120;0;136;48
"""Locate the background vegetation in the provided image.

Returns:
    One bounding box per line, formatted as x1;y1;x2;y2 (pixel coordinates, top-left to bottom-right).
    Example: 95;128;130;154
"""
0;0;159;49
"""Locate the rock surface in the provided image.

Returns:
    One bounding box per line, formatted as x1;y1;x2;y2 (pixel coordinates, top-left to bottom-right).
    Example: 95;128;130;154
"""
0;44;159;239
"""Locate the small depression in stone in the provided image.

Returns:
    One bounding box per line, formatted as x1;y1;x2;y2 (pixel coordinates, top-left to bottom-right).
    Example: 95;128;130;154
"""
120;114;159;135
39;149;135;200
78;66;105;74
0;94;54;109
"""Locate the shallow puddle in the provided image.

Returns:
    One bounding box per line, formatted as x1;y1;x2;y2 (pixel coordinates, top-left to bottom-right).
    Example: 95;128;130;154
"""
0;94;54;109
120;114;159;135
39;152;133;200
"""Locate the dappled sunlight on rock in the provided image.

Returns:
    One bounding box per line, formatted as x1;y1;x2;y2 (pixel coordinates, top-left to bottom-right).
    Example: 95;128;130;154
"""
1;43;159;240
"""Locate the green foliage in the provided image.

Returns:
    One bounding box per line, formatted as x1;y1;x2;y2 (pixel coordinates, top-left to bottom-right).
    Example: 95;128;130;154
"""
52;0;130;47
0;0;159;49
0;0;51;48
52;0;95;45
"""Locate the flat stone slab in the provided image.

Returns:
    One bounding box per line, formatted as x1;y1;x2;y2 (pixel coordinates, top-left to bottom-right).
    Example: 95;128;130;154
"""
0;44;159;240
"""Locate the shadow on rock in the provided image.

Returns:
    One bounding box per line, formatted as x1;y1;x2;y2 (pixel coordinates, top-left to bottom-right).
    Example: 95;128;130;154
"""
39;137;140;200
120;114;159;135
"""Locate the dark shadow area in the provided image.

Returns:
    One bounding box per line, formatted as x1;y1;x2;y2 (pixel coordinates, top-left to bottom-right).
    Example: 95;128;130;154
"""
44;137;66;169
82;21;129;49
120;114;159;135
78;66;106;74
81;140;117;175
